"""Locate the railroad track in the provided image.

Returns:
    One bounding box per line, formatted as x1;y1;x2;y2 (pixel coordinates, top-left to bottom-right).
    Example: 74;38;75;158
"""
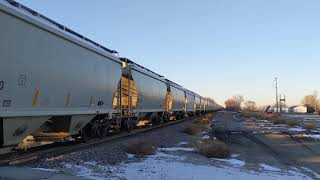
210;113;320;178
282;131;318;155
0;115;206;166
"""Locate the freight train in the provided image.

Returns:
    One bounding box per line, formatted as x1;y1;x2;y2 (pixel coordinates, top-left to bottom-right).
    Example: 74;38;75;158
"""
0;0;222;148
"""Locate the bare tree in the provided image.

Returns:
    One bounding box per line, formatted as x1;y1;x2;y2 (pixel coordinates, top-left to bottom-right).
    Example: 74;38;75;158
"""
257;105;270;112
233;95;244;107
244;100;257;112
302;95;320;113
225;95;244;111
313;90;318;112
225;99;237;111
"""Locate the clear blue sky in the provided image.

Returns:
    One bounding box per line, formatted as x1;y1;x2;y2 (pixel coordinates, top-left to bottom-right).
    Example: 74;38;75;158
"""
17;0;320;106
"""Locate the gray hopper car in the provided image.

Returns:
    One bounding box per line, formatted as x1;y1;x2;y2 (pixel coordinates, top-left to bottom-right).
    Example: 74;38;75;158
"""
0;0;221;148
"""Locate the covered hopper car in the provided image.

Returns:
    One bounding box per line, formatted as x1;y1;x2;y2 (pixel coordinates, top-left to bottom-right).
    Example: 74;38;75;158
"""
0;0;221;148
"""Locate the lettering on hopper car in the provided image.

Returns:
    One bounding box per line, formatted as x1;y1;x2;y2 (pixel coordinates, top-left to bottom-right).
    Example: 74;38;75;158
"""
3;100;12;107
98;101;104;106
0;81;4;90
17;74;27;86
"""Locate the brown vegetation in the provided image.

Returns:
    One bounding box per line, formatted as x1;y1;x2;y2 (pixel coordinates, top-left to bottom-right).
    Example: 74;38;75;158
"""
241;111;279;120
286;120;300;127
241;111;301;126
126;142;156;157
303;123;318;131
195;139;231;159
270;117;287;125
243;100;257;112
193;118;209;125
225;95;244;111
302;93;319;112
182;125;201;135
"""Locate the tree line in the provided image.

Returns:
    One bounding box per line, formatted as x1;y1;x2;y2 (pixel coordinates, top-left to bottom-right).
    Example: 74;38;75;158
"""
224;91;320;113
224;95;257;112
302;91;319;113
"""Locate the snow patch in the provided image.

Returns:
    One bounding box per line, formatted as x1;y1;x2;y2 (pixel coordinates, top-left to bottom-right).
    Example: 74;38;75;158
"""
202;135;210;139
200;131;208;135
288;127;306;132
303;134;320;141
61;151;313;180
178;142;188;145
152;152;186;160
231;154;240;158
159;147;195;152
127;154;135;159
31;168;59;172
231;132;243;134
113;153;310;180
211;158;246;167
84;161;98;166
311;129;320;133
259;163;281;172
63;163;104;180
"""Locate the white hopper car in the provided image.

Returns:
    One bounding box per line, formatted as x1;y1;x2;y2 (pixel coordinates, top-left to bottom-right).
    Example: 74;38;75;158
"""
0;0;221;148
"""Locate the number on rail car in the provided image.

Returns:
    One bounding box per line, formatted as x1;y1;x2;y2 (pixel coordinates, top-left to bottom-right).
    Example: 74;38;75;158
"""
0;81;4;90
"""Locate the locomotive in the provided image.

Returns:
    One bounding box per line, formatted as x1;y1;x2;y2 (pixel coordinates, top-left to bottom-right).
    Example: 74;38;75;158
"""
0;0;221;148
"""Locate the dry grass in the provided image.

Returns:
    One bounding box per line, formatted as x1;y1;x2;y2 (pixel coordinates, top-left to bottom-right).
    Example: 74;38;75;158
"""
241;111;279;120
126;142;156;157
270;117;287;125
303;123;318;131
242;111;301;126
195;139;231;159
193;118;209;125
286;120;300;127
182;125;201;135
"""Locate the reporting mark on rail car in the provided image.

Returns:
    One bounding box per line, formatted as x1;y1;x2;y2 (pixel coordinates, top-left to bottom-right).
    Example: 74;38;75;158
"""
17;74;27;86
3;100;12;107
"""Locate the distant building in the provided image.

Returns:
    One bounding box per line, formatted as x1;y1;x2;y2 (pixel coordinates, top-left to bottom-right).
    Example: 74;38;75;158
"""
289;105;307;113
267;105;307;114
267;103;289;113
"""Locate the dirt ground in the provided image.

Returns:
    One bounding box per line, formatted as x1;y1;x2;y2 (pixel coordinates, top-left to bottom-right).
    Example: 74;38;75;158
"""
214;111;320;177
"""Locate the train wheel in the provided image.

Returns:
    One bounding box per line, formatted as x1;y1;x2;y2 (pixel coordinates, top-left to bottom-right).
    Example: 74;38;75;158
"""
152;116;159;125
99;125;108;138
181;113;186;119
81;125;92;143
100;121;111;137
126;121;132;132
163;114;169;123
176;113;181;120
158;116;164;124
92;123;101;138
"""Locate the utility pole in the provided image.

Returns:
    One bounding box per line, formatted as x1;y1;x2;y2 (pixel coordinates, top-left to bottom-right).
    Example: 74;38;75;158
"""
274;78;279;113
314;90;318;113
279;94;282;113
280;94;286;113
